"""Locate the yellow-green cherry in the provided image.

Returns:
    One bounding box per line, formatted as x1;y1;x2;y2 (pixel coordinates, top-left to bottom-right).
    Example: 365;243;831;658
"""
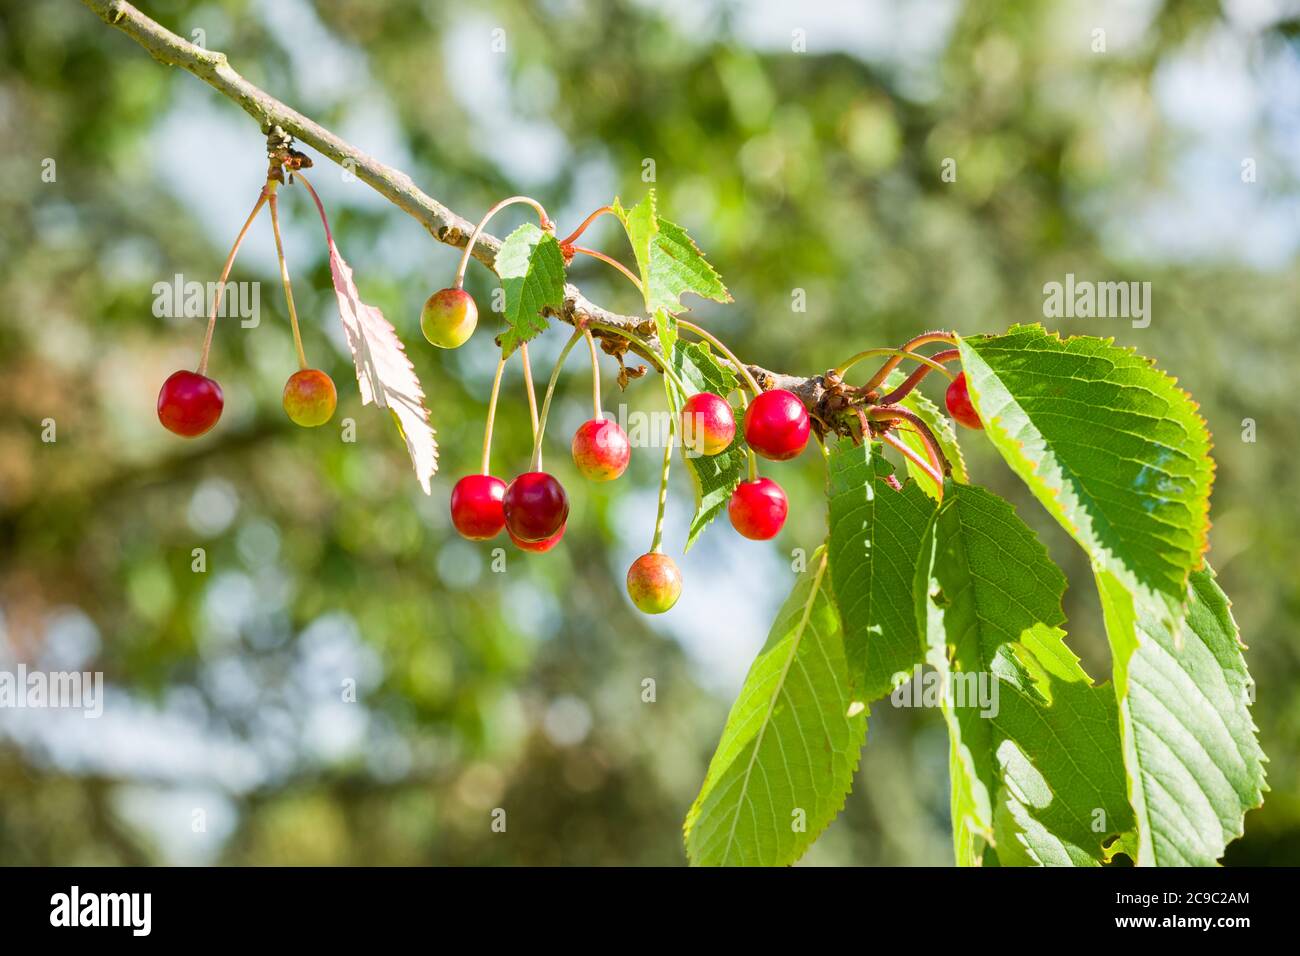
626;552;682;614
283;368;337;427
421;287;478;348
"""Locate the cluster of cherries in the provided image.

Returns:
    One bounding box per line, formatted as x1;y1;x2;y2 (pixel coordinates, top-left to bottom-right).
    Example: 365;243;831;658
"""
154;174;982;619
156;175;339;439
423;282;812;615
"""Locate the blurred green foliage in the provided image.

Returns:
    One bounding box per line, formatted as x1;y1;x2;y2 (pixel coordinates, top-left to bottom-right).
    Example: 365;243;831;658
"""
0;0;1296;865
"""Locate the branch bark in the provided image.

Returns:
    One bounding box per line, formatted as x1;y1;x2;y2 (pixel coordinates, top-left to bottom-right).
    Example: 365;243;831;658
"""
81;0;829;409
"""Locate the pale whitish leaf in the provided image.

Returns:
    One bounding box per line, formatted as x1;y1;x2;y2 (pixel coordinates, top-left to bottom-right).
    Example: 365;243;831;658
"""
879;368;968;496
613;191;730;313
958;325;1213;641
826;441;934;703
327;240;437;492
685;548;866;865
496;223;566;350
1096;564;1266;866
670;340;746;551
916;482;1134;866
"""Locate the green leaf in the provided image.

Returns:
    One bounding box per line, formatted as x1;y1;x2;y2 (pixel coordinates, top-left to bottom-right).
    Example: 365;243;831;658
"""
495;223;567;350
1095;564;1266;866
915;482;1134;866
613;191;730;313
612;194;657;300
685;548;867;866
958;325;1213;640
669;340;745;551
654;306;678;373
880;368;968;497
826;440;934;703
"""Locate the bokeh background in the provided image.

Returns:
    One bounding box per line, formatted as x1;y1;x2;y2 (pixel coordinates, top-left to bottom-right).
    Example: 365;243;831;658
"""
0;0;1297;865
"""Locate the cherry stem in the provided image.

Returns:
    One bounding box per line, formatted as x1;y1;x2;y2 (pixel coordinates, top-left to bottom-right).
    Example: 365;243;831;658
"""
530;329;584;472
655;382;676;554
583;330;603;420
294;172;334;246
876;348;961;404
266;183;308;371
746;449;758;482
520;342;539;443
572;245;643;292
833;345;956;382
870;404;950;492
677;319;763;396
559;206;613;247
586;322;692;396
197;187;268;376
880;431;943;500
858;331;958;393
480;349;508;476
453;196;552;289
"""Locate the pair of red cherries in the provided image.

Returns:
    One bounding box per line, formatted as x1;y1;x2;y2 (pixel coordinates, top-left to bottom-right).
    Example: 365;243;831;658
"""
449;387;811;548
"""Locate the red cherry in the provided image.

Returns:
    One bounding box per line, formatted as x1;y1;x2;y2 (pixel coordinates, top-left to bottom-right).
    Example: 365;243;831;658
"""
743;389;810;461
282;368;337;427
945;372;982;430
450;474;507;540
626;552;682;614
503;472;569;542
680;392;735;457
728;478;788;540
157;370;224;437
571;418;630;481
509;521;566;552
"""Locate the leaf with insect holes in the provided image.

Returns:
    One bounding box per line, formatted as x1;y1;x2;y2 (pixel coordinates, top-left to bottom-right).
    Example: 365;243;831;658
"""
327;239;437;492
613;192;731;313
915;482;1135;866
1095;563;1266;866
496;223;567;351
685;547;866;865
880;368;968;497
669;340;747;551
826;440;934;704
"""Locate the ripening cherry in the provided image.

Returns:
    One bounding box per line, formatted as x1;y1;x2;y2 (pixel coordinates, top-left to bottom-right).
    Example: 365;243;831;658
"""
450;474;507;540
157;370;224;437
282;368;337;427
626;552;682;614
743;388;810;461
509;521;566;552
572;418;630;481
945;372;982;430
503;472;569;542
680;392;735;457
728;477;788;540
420;287;478;349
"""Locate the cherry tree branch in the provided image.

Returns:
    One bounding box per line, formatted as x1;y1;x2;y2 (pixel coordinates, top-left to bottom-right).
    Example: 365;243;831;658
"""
81;0;830;409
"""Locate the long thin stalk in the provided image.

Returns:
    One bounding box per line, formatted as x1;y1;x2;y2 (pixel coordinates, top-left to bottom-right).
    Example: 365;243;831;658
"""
530;330;584;471
480;350;508;475
559;206;613;247
584;330;603;420
677;319;762;396
859;331;958;393
572;245;643;292
876;348;961;404
880;431;943;499
521;342;539;440
196;188;268;375
267;183;308;370
454;196;551;289
651;372;677;553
